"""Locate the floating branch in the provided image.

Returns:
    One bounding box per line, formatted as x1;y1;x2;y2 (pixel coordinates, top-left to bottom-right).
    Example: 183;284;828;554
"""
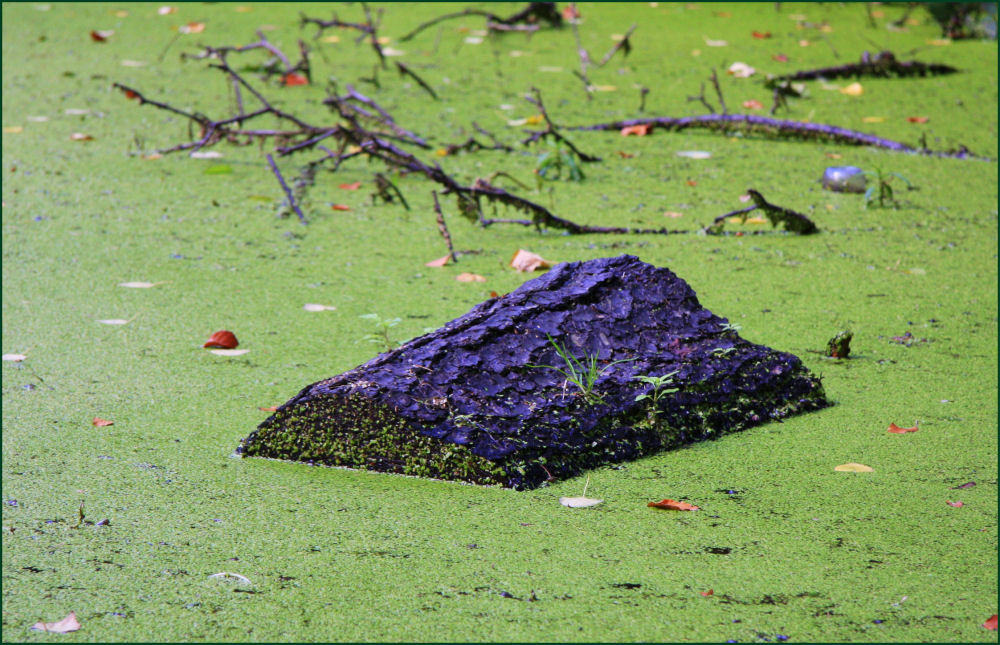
570;113;987;160
595;24;636;67
267;154;307;224
395;62;438;100
701;189;817;235
182;32;311;84
521;87;600;162
431;191;457;263
323;84;430;148
765;50;958;87
399;2;562;42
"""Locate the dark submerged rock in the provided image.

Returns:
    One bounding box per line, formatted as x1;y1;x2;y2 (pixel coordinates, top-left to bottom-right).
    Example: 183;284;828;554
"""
239;255;829;489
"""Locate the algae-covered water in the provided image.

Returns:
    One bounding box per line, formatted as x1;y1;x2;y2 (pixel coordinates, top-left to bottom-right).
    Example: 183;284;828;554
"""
2;3;997;641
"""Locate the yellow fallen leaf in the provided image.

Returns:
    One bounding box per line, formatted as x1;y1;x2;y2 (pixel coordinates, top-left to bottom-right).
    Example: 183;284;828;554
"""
456;272;486;282
862;116;886;123
663;211;684;218
593;85;618;92
926;38;951;46
377;36;392;45
3;126;23;133
834;462;873;472
321;35;340;43
510;249;553;272
112;9;128;17
840;82;864;96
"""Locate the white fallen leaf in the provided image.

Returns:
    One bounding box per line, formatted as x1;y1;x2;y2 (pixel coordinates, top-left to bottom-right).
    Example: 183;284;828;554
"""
538;66;563;73
303;304;336;312
464;36;483;44
120;60;147;67
2;354;27;362
382;47;405;57
209;349;249;356
559;496;603;508
64;109;90;116
26;116;49;122
30;611;80;634
118;281;158;288
676;150;712;159
704;38;728;47
97;319;129;325
189;150;223;159
157;5;177;15
727;61;755;78
208;572;252;585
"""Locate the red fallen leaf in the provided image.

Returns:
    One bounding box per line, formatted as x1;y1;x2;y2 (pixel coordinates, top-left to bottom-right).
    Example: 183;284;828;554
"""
425;255;451;267
700;589;714;597
203;330;239;349
259;406;278;412
648;499;700;511
121;88;138;100
617;151;635;159
773;53;789;62
338;182;361;190
331;204;351;211
907;116;929;123
90;30;113;42
282;72;308;86
984;614;998;630
92;417;114;427
887;422;918;434
946;500;964;507
752;30;772;39
621;124;653;137
742;99;764;110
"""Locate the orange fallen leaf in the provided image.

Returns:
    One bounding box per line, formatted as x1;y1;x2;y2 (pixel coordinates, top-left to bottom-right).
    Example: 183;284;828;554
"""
338;182;361;190
648;499;700;511
742;99;764;110
983;614;998;630
907;116;929;123
834;462;873;472
31;612;80;634
282;72;308;86
752;30;771;39
686;180;697;186
331;204;351;211
510;249;553;272
425;255;451;267
562;5;580;20
617;151;635;158
259;406;278;412
887;422;918;434
489;291;500;298
620;124;653;137
203;330;239;349
456;273;486;282
700;589;714;596
92;417;114;427
663;211;684;218
946;500;963;507
90;30;113;42
70;133;94;141
825;152;842;159
179;21;205;34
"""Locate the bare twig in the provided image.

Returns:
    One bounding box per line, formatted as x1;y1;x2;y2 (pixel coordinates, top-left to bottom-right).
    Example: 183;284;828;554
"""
686;82;716;114
395;62;438;100
709;69;727;115
267;153;307;224
431;191;457;263
595;24;636;67
521;88;600;161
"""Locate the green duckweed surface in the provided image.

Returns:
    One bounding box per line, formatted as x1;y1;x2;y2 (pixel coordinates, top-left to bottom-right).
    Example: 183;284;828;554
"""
2;2;997;641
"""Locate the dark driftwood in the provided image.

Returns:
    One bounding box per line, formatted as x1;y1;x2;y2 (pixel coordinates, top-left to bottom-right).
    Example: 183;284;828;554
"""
765;50;958;86
239;255;830;489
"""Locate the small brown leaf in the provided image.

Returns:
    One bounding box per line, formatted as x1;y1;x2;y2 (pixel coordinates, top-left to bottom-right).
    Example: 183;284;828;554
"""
456;272;486;283
203;330;239;349
648;499;700;511
31;612;81;634
282;73;308;87
772;53;789;62
907;116;929;124
90;30;113;42
259;406;278;412
752;30;771;39
425;255;451;267
510;249;553;272
700;589;714;596
887;422;918;434
92;417;113;427
617;150;635;158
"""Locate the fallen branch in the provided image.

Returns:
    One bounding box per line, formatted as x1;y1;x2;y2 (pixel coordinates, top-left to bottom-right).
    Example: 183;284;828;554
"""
765;50;958;87
521;88;600;162
595;24;636;67
570;113;987;160
267;154;307;224
431;191;457;263
399;2;562;42
395;62;438;100
701;189;817;235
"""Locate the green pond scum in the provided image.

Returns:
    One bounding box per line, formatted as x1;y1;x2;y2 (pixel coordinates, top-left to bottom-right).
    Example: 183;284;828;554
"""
2;2;997;641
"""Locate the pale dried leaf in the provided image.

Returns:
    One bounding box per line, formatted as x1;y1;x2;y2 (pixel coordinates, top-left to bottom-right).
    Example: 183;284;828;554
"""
31;612;80;634
209;349;249;356
510;249;553;272
118;281;158;288
676;150;712;159
834;462;873;472
97;319;129;325
303;304;336;312
2;354;27;362
559;496;603;508
456;272;486;283
208;572;252;585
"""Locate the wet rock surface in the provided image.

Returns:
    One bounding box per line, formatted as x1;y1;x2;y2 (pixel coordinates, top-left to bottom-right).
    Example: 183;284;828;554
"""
239;255;829;489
